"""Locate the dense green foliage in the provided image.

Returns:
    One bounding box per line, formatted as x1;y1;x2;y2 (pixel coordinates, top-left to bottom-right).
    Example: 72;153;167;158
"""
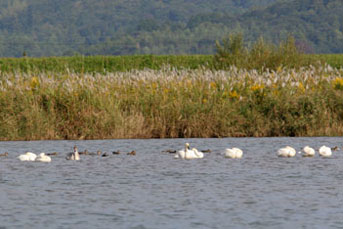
214;34;317;70
1;0;343;56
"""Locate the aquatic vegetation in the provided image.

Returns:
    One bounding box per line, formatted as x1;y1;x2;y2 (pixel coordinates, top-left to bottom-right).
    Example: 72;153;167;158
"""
0;65;343;140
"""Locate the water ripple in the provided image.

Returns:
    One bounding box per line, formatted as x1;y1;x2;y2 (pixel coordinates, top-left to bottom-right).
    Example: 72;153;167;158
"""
0;137;343;228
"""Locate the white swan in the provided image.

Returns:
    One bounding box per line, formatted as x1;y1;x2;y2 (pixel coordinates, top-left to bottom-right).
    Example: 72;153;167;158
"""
175;143;203;159
277;146;296;157
66;146;80;160
192;148;204;159
18;152;37;161
224;147;243;159
319;145;332;157
35;153;51;162
300;146;315;157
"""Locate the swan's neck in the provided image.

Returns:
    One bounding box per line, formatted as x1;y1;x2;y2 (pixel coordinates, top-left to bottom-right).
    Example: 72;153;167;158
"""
74;147;79;156
185;145;189;151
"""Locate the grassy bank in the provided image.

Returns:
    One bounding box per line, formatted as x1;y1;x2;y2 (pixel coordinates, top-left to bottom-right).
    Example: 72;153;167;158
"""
0;53;342;74
0;55;213;74
0;66;343;140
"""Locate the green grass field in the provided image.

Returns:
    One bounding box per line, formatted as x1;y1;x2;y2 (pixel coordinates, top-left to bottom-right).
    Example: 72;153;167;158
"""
0;55;213;74
0;54;342;74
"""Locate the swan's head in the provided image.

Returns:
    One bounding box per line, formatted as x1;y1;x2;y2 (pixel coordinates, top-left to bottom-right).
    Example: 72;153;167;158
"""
74;146;78;153
185;143;190;149
39;153;45;157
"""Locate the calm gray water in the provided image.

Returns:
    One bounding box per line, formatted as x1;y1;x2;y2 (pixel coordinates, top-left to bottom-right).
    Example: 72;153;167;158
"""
0;137;343;229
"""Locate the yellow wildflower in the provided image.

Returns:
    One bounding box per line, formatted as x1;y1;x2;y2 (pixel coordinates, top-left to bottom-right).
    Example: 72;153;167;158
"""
163;88;169;94
276;65;283;73
151;82;157;90
298;82;305;94
272;89;279;96
333;77;343;90
30;76;40;90
250;84;265;92
229;90;239;99
210;81;217;89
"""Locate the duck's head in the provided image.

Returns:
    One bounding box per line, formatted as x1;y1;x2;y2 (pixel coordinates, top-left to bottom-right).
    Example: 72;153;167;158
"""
331;146;339;151
1;152;8;156
127;150;136;155
74;146;78;152
85;149;89;155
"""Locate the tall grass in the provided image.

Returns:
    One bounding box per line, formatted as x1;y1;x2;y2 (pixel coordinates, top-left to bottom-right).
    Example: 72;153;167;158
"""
1;65;343;140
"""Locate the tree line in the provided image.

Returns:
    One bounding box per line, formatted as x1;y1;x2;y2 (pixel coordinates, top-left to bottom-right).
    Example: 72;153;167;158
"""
0;0;342;57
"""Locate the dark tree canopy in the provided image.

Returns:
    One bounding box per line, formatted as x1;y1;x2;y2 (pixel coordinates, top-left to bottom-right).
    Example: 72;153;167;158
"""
0;0;342;56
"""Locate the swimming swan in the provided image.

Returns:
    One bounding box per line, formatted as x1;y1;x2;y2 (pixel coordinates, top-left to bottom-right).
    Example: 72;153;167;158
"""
319;145;332;157
175;143;203;159
277;146;296;157
300;146;315;157
18;152;37;161
35;153;51;162
192;148;204;159
66;146;80;160
224;147;243;159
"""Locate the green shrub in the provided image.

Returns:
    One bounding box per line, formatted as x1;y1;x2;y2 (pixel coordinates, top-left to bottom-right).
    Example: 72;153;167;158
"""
214;34;316;70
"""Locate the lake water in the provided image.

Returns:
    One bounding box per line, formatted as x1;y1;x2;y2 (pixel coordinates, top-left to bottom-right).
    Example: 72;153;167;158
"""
0;137;343;229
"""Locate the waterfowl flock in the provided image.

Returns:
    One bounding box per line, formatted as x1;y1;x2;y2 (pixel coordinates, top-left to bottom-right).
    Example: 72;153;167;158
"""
0;143;340;163
0;145;139;163
172;143;338;160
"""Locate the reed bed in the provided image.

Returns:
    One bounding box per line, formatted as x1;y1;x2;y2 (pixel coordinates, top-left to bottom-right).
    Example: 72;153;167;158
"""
1;65;343;140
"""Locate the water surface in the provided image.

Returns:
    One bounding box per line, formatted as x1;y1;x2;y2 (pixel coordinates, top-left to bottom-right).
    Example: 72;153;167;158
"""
1;137;343;228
